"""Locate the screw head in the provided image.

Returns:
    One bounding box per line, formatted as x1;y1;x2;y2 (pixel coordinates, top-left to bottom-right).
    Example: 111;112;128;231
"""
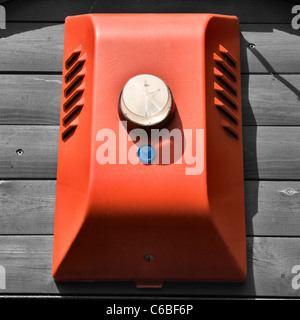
16;149;24;156
144;254;154;262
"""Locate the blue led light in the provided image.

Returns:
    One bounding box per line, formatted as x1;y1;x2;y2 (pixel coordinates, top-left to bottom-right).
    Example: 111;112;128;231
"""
137;145;156;164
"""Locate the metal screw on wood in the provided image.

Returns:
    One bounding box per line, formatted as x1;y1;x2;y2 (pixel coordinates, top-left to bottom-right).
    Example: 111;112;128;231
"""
280;188;299;196
16;149;24;156
286;188;294;195
285;188;297;195
144;254;154;262
248;43;256;49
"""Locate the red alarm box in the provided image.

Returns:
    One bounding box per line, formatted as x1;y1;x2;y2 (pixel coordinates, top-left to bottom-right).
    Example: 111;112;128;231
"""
52;13;246;286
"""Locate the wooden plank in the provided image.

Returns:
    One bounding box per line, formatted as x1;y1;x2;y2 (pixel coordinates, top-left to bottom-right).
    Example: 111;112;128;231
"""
0;180;55;234
240;24;300;73
0;236;299;296
1;125;300;180
0;75;61;125
1;180;300;236
1;74;299;126
0;24;299;73
4;0;295;23
0;126;58;179
0;23;64;72
243;126;300;180
244;181;300;236
242;74;300;126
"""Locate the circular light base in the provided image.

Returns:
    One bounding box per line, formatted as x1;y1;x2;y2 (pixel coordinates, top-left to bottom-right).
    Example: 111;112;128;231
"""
119;74;174;128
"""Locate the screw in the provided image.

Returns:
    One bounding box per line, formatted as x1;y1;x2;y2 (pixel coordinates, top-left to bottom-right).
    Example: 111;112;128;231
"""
16;149;24;156
286;188;296;195
248;43;256;49
280;188;299;196
144;254;154;262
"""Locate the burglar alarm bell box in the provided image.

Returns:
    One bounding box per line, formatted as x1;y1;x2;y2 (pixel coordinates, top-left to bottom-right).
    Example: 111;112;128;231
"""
52;13;247;286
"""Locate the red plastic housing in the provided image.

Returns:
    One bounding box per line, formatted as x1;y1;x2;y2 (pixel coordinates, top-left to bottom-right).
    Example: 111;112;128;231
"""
52;13;246;286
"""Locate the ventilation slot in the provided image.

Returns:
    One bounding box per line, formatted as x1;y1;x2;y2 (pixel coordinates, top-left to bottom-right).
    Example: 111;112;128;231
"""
65;76;84;97
66;52;80;69
63;105;83;126
62;46;86;141
63;91;84;112
65;45;82;69
219;109;237;125
215;61;236;82
221;120;239;139
215;98;238;125
219;44;237;68
65;61;85;83
214;69;237;96
62;126;77;142
216;91;238;110
214;45;239;139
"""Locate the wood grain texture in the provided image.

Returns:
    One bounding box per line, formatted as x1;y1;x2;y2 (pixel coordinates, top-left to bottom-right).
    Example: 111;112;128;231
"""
0;74;299;126
0;24;299;73
0;180;55;235
1;180;300;236
0;75;61;125
0;236;299;296
0;125;300;180
243;126;300;180
244;181;300;236
0;126;58;179
4;0;296;23
240;24;300;73
242;74;300;126
0;23;64;72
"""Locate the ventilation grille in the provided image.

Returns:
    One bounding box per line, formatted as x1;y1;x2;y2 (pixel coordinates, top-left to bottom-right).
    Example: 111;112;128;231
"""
62;45;86;141
214;44;239;139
